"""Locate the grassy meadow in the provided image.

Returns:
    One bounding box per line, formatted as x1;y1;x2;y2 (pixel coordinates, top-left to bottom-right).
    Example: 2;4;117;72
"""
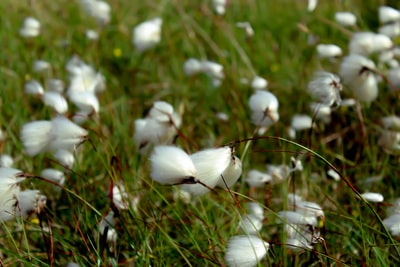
1;0;400;266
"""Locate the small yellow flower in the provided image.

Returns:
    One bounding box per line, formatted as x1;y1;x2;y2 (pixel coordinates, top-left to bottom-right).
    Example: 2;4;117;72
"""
30;217;40;225
113;48;122;58
25;74;31;81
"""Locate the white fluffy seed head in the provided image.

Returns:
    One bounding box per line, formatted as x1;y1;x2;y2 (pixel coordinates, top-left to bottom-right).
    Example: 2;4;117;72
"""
46;79;65;93
225;235;269;267
290;114;313;131
251;76;268;90
339;54;378;103
20;17;40;38
0;154;14;168
379;6;400;24
21;120;53;156
249;90;279;127
349;32;393;55
33;60;51;73
149;101;174;122
246;170;272;188
0;167;25;222
335;12;357;27
68;91;99;114
217;156;242;188
24;80;44;95
132;17;163;52
360;192;384;203
53;149;75;169
16;189;46;219
239;215;263;234
183;58;203;76
49;116;88;151
308;71;342;106
150;146;197;185
42;91;68;114
40;168;65;186
181;146;232;195
316;44;342;58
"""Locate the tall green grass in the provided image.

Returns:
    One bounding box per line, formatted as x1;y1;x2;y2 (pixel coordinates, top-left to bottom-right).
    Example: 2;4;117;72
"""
1;0;400;266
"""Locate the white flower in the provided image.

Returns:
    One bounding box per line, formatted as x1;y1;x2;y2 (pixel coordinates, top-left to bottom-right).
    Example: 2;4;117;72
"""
245;170;272;188
383;214;400;236
150;146;197;185
349;32;392;55
212;0;227;15
40;168;65;186
19;17;40;38
0;154;13;168
249;90;279;127
42;91;68;114
132;17;162;52
53;149;75;169
379;6;400;24
33;60;51;73
225;235;269;267
16;190;46;219
21;116;88;156
251;76;268;91
81;0;111;25
316;44;342;58
339;54;378;104
216;156;242;189
24;79;44;95
182;147;232;196
360;192;384;203
335;12;357;27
